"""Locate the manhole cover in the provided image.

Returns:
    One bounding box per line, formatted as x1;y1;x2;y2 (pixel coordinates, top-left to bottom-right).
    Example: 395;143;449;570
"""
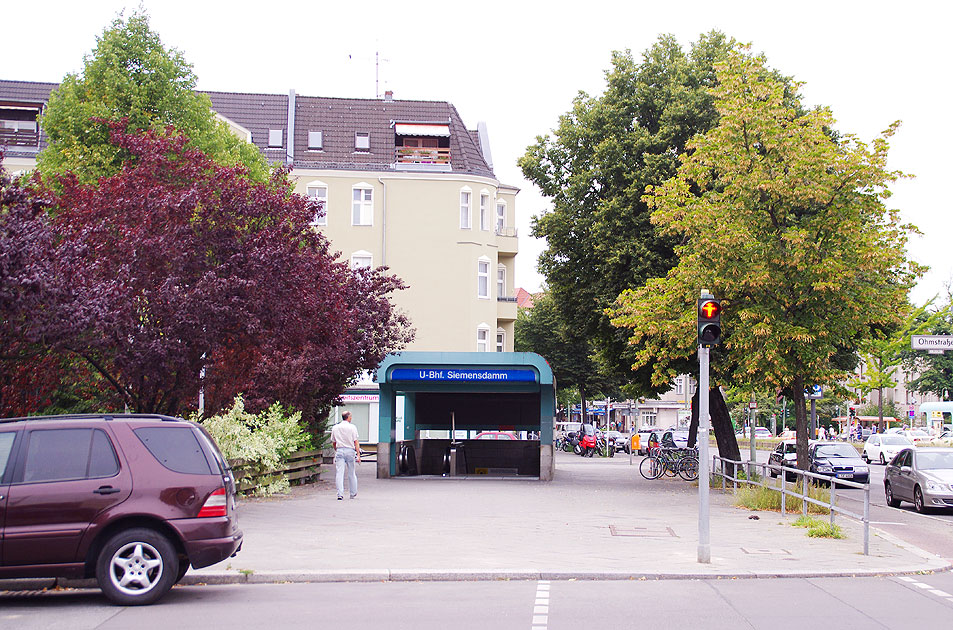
609;525;677;538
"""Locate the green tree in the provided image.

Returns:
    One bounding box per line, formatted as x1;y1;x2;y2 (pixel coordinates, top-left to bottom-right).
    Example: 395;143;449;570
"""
849;301;947;429
519;32;734;393
611;46;923;471
902;296;953;400
37;11;269;185
514;292;615;423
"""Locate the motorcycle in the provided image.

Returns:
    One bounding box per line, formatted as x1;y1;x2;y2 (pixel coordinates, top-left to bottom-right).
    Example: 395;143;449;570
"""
578;431;597;457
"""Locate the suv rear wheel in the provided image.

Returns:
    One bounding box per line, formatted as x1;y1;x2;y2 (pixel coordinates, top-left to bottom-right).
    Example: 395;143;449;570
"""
96;528;178;605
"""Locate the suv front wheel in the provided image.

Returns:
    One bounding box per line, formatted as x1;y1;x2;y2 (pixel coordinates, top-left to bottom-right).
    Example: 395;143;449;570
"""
96;528;179;605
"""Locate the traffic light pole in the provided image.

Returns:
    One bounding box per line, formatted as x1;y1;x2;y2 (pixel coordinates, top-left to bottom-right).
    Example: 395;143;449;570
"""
698;345;711;564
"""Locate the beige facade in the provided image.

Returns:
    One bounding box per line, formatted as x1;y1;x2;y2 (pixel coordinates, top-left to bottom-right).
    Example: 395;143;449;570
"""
292;170;518;353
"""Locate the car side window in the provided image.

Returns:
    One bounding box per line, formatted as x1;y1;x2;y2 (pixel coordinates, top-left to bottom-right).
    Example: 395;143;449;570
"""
0;431;17;480
134;427;213;475
21;428;118;483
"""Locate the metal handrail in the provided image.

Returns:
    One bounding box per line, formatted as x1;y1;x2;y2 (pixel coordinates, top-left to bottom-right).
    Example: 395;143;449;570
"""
712;455;870;555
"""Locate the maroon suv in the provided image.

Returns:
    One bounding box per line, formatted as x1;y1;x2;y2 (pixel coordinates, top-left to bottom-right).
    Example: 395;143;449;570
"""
0;414;242;605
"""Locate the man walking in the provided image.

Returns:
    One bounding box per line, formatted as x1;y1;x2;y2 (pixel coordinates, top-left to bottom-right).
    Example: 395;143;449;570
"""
331;411;361;499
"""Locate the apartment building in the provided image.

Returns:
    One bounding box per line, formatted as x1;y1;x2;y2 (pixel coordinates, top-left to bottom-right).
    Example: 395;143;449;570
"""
1;80;520;439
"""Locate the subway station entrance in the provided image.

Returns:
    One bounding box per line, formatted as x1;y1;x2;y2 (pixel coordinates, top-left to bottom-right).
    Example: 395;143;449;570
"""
376;352;556;480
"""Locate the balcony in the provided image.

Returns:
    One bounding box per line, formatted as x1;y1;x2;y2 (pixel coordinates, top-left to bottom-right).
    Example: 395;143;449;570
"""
496;226;518;256
497;296;517;322
0;127;39;147
393;146;452;172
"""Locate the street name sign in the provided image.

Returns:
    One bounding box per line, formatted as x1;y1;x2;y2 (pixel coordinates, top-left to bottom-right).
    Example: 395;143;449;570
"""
911;335;953;354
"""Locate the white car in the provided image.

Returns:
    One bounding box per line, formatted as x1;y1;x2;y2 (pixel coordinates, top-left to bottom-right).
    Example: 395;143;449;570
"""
863;433;913;465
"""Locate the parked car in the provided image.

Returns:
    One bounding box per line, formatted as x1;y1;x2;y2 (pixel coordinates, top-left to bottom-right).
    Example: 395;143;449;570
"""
737;426;773;439
768;440;799;481
475;431;517;440
651;429;690;449
901;429;933;445
884;447;953;513
863;434;913;465
636;427;658;455
808;441;869;484
603;430;626;452
0;414;242;605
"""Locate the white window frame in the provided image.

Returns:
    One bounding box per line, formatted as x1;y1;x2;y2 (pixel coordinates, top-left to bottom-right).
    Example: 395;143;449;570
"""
268;129;283;147
477;325;490;352
352;183;374;226
480;191;490;231
307;181;328;226
460;188;472;229
308;130;323;150
355;132;370;151
496;201;506;234
496;328;505;353
497;265;506;299
351;250;373;270
477;258;490;299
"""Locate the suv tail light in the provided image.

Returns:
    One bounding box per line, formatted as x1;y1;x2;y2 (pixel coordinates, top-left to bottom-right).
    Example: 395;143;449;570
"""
197;487;228;518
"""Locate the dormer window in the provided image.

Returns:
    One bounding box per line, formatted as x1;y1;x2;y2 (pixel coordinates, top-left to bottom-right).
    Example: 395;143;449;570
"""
355;132;370;151
268;129;283;147
308;131;323;150
394;122;451;166
0;105;42;147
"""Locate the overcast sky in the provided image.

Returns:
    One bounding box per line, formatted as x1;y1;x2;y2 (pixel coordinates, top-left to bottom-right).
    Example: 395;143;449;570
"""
5;1;950;306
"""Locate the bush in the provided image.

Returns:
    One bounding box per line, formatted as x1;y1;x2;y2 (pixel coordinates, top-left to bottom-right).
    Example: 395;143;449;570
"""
792;516;845;539
733;482;830;515
195;396;312;496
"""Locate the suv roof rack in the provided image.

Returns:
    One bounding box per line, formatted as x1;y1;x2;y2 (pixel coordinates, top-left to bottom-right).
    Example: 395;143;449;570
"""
0;413;184;425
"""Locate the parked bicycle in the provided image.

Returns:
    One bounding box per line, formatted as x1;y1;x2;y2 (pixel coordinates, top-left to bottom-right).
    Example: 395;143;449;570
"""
639;447;699;481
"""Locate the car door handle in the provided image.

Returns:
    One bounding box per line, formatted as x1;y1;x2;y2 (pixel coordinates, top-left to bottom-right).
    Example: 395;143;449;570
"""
94;486;121;495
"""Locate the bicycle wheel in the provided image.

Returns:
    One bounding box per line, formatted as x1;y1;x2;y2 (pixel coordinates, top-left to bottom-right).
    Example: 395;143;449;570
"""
678;457;699;481
663;456;679;477
639;456;663;480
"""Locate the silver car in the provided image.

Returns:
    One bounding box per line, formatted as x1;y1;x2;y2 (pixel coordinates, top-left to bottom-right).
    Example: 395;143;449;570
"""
884;447;953;513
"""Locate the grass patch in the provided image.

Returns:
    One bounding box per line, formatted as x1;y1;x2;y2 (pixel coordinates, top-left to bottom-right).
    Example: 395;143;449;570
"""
791;516;846;539
733;482;830;515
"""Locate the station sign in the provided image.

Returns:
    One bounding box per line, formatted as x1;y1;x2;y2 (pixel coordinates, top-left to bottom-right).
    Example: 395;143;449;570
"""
390;368;537;383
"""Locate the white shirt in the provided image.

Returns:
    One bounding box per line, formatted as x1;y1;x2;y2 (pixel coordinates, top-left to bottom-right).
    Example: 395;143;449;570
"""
331;421;360;450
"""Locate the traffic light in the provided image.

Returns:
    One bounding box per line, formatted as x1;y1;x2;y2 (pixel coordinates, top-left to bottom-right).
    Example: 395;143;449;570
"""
697;297;722;347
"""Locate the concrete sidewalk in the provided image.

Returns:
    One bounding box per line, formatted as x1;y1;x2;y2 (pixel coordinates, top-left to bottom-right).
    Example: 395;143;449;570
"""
184;450;950;584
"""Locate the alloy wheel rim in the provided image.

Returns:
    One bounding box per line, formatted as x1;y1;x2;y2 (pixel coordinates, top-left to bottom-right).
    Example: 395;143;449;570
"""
109;541;163;596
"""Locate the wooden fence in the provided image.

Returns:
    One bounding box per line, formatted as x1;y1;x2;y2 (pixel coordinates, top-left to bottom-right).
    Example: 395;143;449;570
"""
229;448;323;494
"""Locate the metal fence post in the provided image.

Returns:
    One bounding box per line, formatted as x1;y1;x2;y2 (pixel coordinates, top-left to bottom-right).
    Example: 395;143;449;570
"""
863;484;870;556
780;468;786;517
830;481;837;525
802;474;808;517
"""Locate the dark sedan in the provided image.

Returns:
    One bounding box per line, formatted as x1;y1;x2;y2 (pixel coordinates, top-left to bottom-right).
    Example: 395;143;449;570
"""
809;442;869;484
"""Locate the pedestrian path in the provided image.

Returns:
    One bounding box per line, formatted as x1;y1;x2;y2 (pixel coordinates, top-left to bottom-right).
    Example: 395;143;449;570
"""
187;451;950;584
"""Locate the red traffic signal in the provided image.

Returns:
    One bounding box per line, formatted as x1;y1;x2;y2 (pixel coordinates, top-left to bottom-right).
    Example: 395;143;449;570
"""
697;298;722;347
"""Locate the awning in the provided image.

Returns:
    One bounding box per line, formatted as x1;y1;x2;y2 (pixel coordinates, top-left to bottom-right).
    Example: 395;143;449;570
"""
394;123;450;137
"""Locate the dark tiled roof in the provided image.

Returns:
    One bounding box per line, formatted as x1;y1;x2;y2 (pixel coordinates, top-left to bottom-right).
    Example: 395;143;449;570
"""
0;79;495;179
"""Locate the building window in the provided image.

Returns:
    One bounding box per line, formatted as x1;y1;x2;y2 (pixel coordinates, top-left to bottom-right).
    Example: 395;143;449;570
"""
496;201;506;233
477;259;489;299
675;378;684;396
460;190;472;229
308;131;323;150
352;185;373;226
268;129;283;147
477;327;490;352
480;193;490;231
496;329;505;352
351;251;373;269
497;265;506;298
355;132;370;151
307;183;328;226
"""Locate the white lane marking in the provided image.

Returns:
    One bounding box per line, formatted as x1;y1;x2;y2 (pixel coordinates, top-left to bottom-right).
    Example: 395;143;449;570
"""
929;589;951;597
531;580;550;629
897;576;917;582
914;582;932;589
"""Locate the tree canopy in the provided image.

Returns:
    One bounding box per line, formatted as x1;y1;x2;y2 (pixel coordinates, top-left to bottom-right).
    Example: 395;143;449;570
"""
2;128;413;426
610;46;923;468
519;32;735;394
37;11;269;185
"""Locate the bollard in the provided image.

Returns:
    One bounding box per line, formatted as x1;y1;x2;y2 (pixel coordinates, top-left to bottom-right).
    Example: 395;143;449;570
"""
830;480;836;525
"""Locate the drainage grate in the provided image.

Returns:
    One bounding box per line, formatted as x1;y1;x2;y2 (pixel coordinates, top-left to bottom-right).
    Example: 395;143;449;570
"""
609;525;677;538
740;547;791;555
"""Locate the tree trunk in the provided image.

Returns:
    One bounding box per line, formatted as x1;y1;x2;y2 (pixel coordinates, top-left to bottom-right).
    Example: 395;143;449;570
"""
878;386;885;432
794;376;809;472
689;386;741;476
579;385;587;427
